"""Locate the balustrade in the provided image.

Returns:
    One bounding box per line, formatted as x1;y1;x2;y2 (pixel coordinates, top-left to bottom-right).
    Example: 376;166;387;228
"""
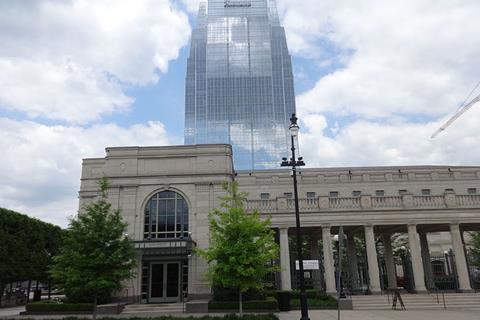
244;193;480;213
371;196;403;208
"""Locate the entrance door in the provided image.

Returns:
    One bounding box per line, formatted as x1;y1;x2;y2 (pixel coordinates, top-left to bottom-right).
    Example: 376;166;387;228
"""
149;262;181;302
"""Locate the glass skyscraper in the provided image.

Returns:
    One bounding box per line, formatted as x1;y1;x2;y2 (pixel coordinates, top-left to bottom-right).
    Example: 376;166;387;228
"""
184;0;296;170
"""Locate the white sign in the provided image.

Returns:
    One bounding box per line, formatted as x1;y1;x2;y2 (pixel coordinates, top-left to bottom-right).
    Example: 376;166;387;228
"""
295;260;319;270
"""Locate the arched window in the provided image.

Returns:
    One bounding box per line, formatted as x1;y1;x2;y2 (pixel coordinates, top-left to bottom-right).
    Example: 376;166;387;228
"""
144;191;189;239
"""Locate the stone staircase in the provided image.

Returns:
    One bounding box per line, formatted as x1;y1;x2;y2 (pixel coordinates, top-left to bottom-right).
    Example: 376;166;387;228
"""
352;292;480;310
121;303;184;314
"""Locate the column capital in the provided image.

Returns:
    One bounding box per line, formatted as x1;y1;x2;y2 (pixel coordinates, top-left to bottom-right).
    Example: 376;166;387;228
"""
321;224;331;230
279;226;289;231
450;222;460;229
364;223;374;230
407;222;418;229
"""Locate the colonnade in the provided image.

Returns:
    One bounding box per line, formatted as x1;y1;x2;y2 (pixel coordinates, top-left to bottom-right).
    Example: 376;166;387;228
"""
278;223;473;293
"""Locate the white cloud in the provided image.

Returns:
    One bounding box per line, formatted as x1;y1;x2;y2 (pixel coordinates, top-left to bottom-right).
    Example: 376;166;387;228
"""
278;0;480;118
299;106;480;168
275;0;480;169
0;0;191;123
0;118;174;227
181;0;202;13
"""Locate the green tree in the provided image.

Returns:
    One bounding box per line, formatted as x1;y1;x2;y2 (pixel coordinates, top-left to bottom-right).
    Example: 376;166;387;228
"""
0;208;63;304
196;181;279;314
468;232;480;266
50;178;136;318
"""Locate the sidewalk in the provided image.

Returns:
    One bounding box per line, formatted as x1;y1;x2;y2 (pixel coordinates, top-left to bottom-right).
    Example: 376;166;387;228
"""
277;309;480;320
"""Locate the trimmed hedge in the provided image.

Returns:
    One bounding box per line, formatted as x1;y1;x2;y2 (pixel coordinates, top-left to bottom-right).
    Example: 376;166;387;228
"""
290;296;337;309
209;297;278;311
15;317;279;320
289;289;323;299
44;316;278;320
213;286;267;302
26;302;94;312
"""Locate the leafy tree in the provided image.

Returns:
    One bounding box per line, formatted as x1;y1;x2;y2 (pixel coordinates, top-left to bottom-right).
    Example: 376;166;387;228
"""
468;232;480;266
50;178;136;318
196;181;279;314
0;208;63;304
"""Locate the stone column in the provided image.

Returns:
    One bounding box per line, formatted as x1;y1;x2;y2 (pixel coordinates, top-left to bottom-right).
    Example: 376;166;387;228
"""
382;233;397;289
419;232;434;289
407;224;427;292
322;225;336;294
346;232;360;291
365;225;381;293
279;227;292;290
450;224;472;292
310;230;322;290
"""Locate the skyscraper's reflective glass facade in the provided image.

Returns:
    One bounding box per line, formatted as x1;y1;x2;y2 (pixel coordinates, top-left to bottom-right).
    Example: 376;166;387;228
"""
184;0;296;170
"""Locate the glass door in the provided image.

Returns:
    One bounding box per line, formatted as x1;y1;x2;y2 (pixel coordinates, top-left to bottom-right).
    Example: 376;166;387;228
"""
149;262;181;303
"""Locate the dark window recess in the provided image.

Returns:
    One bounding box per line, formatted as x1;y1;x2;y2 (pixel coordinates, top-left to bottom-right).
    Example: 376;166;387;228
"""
399;189;408;195
375;190;385;197
283;192;293;198
306;192;316;198
444;188;454;193
260;193;270;200
352;191;361;197
468;188;477;194
329;191;339;198
421;189;431;195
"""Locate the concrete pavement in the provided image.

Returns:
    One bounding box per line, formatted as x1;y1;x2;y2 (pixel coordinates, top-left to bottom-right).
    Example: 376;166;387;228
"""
278;309;480;320
1;309;480;320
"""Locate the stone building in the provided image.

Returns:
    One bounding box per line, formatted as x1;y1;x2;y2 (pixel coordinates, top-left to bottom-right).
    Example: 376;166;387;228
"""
79;144;480;303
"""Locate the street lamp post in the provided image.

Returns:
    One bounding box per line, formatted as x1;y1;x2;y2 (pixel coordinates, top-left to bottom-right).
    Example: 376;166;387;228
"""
281;113;309;320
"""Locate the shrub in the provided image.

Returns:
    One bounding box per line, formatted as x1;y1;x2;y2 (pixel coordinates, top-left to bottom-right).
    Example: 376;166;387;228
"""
290;296;337;309
288;289;322;299
209;297;278;311
25;302;94;312
213;285;267;302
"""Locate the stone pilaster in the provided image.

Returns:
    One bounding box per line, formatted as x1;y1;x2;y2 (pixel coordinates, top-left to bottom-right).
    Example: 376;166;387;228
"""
419;232;434;289
279;227;292;290
365;225;381;293
322;225;336;294
382;233;397;289
450;224;472;292
407;224;427;293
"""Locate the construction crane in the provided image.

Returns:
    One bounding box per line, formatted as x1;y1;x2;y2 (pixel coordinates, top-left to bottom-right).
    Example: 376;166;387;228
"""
431;83;480;139
431;93;480;138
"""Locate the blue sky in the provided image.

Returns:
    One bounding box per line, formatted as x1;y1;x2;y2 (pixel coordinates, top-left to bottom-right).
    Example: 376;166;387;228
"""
1;0;480;226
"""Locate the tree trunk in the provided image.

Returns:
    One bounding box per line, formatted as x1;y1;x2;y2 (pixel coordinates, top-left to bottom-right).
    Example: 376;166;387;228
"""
93;295;98;320
26;279;31;303
239;290;243;316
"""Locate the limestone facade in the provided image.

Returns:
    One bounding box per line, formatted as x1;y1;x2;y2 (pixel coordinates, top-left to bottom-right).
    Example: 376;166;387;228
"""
79;144;480;301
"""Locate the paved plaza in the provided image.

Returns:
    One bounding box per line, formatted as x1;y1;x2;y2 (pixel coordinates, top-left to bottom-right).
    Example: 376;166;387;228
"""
278;310;480;320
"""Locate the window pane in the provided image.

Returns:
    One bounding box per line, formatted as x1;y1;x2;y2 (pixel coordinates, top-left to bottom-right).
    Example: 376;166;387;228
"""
167;216;175;232
167;199;176;216
375;190;385;197
421;189;431;195
260;193;270;199
306;192;316;198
